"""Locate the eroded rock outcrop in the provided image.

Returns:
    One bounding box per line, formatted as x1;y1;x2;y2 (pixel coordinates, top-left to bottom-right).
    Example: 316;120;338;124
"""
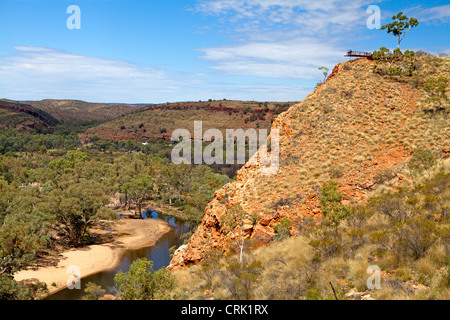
168;56;450;270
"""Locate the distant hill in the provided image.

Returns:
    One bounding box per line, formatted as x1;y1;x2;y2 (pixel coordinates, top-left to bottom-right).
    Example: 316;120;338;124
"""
83;100;296;141
0;100;60;130
22;99;139;123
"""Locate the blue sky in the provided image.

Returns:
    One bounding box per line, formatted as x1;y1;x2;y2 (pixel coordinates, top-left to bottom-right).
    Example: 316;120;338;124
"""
0;0;449;103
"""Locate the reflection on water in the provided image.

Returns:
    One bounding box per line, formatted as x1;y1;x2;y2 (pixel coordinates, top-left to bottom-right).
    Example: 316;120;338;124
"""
46;209;193;300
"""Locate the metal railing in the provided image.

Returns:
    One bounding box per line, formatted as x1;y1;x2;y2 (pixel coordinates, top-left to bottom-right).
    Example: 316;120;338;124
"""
345;50;373;59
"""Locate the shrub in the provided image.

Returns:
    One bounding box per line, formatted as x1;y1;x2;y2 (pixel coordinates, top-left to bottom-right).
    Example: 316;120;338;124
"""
271;197;293;210
369;228;397;252
222;257;263;300
273;217;292;241
415;258;436;286
368;188;416;223
83;282;106;300
372;47;417;77
417;171;450;218
114;258;177;300
309;228;344;260
423;76;448;99
394;216;441;260
0;275;48;300
422;76;449;114
403;50;415;59
347;258;371;292
329;165;344;178
408;147;436;178
395;268;412;281
320;181;352;227
373;46;391;60
415;50;432;57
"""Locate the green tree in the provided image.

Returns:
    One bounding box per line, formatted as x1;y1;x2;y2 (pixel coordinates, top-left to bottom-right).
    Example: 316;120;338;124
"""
0;210;52;276
381;12;419;49
123;174;154;217
114;258;176;300
111;155;147;209
49;179;112;246
0;274;48;300
159;163;191;206
318;67;329;82
185;165;231;220
83;282;106;300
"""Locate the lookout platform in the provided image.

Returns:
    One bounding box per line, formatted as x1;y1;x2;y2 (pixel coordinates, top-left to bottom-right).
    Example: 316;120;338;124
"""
345;50;373;60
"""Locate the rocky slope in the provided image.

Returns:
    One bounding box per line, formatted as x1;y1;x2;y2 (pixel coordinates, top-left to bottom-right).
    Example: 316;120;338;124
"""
168;55;450;270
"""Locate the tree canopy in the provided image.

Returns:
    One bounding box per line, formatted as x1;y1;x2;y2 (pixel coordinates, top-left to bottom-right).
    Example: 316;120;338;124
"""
0;128;231;299
114;258;176;300
381;11;419;49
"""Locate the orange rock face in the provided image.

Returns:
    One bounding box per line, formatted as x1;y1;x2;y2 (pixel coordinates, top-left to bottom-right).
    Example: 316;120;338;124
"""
168;57;450;270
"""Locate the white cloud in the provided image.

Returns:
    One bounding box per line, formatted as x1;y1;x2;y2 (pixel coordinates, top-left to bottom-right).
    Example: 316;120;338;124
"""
195;0;378;34
0;46;175;103
199;37;343;79
0;46;312;102
194;0;380;80
13;46;54;52
417;4;450;23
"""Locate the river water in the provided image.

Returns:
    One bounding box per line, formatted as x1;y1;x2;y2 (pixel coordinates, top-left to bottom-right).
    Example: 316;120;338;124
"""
46;210;193;300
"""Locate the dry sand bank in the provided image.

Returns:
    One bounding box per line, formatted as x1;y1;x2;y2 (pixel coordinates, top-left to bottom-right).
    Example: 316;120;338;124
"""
14;217;171;295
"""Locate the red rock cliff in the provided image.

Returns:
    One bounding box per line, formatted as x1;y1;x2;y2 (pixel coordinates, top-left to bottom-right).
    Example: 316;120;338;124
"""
168;56;450;270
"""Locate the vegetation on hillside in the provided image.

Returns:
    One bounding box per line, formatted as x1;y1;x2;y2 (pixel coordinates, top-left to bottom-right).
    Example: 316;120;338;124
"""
0;100;60;132
168;52;450;299
174;157;450;300
23;99;138;123
84;100;294;142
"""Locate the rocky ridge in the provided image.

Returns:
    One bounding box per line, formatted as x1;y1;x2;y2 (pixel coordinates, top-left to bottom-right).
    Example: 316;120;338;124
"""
168;56;450;270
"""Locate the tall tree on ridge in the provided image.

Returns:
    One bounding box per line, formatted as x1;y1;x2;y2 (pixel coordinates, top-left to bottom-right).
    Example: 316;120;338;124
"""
381;11;419;49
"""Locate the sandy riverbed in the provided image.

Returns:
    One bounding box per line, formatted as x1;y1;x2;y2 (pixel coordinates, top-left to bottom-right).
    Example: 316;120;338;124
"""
14;217;171;295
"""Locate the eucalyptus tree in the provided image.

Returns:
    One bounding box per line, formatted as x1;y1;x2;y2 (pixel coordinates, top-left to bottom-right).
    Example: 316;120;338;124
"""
381;12;419;49
123;174;155;217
